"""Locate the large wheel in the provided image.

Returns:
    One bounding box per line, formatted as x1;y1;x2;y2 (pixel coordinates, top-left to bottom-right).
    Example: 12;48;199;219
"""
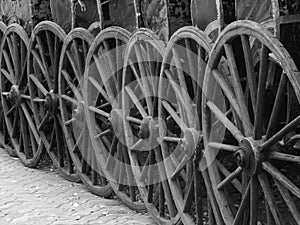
121;29;186;223
59;28;112;197
84;27;145;210
0;24;44;167
157;26;222;225
0;21;15;157
28;21;80;182
202;20;300;225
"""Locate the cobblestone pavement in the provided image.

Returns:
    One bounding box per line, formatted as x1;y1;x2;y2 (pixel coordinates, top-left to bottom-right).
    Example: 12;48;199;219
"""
0;149;156;225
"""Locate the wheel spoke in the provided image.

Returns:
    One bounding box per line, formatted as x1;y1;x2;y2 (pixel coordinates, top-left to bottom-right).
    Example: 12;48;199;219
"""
3;50;15;78
71;39;83;77
232;181;251;225
161;100;188;131
38;111;50;131
31;49;47;77
273;178;300;224
125;86;148;118
250;175;259;225
211;69;242;119
258;173;283;225
164;69;195;124
88;106;110;118
20;103;40;143
206;101;244;142
11;109;19;138
224;43;252;136
71;129;84;153
261;115;300;151
61;94;78;106
29;74;48;96
93;54;115;105
208;142;238;152
88;76;109;102
241;35;257;114
265;73;287;139
36;36;52;89
66;50;81;83
254;45;269;139
270;151;300;163
217;166;242;190
1;69;14;84
262;162;300;199
61;70;82;101
19;108;29;157
216;160;242;192
45;30;54;66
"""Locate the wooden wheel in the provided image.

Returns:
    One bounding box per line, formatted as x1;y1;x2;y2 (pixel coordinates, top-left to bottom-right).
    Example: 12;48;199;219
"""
28;21;79;182
0;24;44;167
158;26;221;225
0;21;15;157
202;20;300;225
121;29;186;223
59;28;112;197
84;27;145;210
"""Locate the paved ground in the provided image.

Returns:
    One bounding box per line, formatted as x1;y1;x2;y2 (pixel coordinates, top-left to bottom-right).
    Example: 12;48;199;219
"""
0;149;156;225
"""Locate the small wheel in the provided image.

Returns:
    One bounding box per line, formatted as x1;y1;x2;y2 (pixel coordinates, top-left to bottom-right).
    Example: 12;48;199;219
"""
158;26;221;224
27;21;80;182
0;24;44;167
59;28;112;197
0;21;15;157
121;28;186;223
203;20;300;225
84;27;145;210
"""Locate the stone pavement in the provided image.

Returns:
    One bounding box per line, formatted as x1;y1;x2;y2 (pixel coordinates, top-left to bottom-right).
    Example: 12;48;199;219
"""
0;149;156;225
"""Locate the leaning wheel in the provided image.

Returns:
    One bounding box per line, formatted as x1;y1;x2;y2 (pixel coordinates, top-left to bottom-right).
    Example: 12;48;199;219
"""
84;27;145;210
28;21;80;182
203;20;300;225
0;21;15;157
121;29;187;223
0;24;44;167
158;26;222;224
59;28;112;197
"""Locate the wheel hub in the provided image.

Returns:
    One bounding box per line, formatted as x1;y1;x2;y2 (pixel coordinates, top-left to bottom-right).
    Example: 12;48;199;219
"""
234;138;261;175
8;85;20;106
138;117;160;141
45;91;58;115
110;109;125;141
73;101;84;122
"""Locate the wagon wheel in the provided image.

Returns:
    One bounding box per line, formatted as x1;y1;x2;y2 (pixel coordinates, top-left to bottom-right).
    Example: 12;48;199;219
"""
0;21;15;157
202;20;300;225
84;27;145;209
28;21;80;182
122;29;187;223
158;26;222;225
0;24;45;167
59;28;112;196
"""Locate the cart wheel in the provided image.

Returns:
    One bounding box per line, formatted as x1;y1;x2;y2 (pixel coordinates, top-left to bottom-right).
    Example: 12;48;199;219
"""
28;21;80;182
84;27;145;210
122;28;185;223
59;28;112;196
0;21;15;157
0;24;45;167
157;26;223;224
202;20;300;225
